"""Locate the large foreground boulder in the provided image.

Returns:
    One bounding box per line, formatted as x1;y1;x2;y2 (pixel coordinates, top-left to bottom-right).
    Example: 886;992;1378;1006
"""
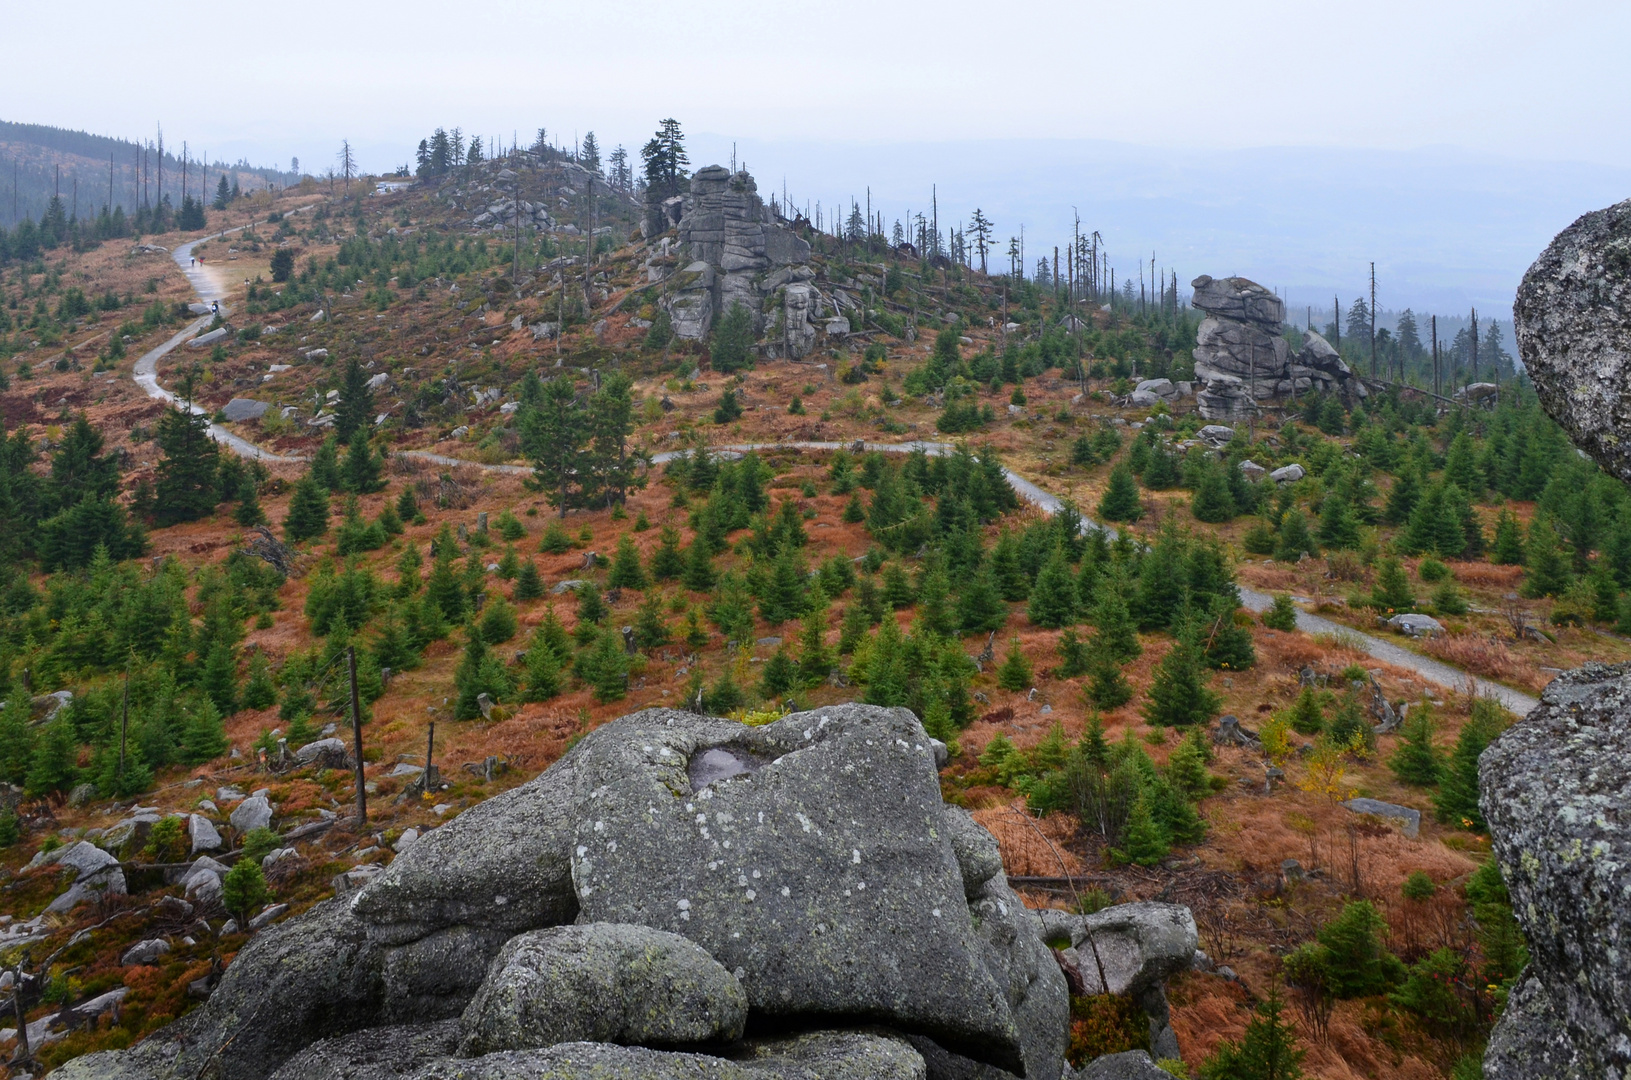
60;705;1075;1080
1515;198;1631;486
1481;662;1631;1078
566;706;1025;1072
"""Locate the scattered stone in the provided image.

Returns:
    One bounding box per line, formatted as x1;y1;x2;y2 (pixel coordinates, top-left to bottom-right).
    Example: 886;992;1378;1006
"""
249;904;290;931
1269;463;1306;484
1136;378;1178;401
230;794;273;833
295;737;350;768
188;813;223;855
1341;797;1421;838
183;856;228;901
121;939;171;966
188;327;228;349
1385;613;1445;638
67;783;96;808
1196;424;1235;447
394;828;420;852
220;398;271;422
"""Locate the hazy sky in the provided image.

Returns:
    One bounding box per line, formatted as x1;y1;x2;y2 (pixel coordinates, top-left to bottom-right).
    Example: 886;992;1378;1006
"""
12;0;1629;171
9;0;1628;314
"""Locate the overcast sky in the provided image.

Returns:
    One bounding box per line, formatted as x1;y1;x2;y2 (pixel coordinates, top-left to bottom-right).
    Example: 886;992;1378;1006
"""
9;0;1629;313
14;0;1630;170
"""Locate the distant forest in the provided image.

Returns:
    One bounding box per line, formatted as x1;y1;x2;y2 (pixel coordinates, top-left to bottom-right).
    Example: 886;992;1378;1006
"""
0;120;300;228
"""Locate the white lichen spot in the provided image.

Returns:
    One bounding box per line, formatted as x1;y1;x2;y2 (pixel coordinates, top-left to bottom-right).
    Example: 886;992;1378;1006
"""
932;908;942;918
708;860;719;871
677;898;691;910
576;845;588;858
696;813;709;825
495;896;508;906
852;849;862;864
804;729;814;740
780;886;791;897
751;869;761;879
685;803;695;813
745;889;756;901
593;820;605;833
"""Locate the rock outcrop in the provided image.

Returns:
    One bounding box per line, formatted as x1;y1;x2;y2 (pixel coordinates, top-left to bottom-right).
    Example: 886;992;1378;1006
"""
1481;662;1631;1079
1514;197;1631;486
1190;275;1365;421
1481;200;1631;1077
661;166;820;357
59;705;1106;1080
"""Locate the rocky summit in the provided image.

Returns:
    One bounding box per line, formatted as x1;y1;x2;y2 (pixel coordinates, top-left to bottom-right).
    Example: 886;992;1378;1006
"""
53;703;1204;1080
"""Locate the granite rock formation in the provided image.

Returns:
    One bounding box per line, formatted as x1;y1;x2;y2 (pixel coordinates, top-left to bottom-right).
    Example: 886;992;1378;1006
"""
1190;275;1365;421
62;704;1178;1080
658;166;823;358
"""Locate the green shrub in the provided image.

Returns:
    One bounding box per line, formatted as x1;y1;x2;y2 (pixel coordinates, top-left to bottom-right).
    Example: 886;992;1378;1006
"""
240;826;280;863
222;859;270;927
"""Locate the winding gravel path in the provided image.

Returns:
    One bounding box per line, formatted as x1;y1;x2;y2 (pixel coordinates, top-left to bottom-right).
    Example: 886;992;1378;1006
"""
134;252;1539;716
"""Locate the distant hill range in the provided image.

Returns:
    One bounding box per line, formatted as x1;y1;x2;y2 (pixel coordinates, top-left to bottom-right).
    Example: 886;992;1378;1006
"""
0;120;301;227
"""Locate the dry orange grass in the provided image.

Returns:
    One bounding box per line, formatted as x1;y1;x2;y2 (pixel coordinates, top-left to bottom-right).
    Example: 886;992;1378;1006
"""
971;802;1087;878
1421;633;1541;691
1446;561;1523;589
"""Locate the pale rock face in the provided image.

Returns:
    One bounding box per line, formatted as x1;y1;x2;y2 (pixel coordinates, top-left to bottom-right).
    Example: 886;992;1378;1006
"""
1515;198;1631;485
1481;662;1631;1078
1190;275;1363;420
663;166;813;347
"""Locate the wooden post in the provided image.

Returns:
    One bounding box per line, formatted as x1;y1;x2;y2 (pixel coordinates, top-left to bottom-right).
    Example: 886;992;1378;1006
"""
349;646;366;827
